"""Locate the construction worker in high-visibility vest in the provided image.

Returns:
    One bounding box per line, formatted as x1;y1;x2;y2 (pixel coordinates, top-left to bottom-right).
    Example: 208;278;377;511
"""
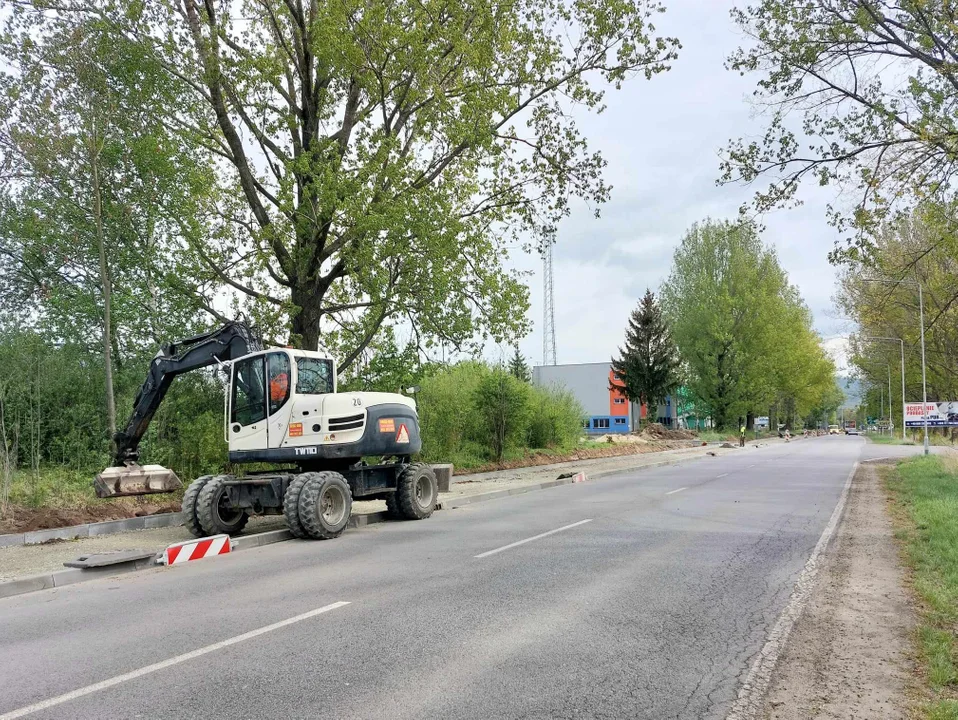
739;424;746;447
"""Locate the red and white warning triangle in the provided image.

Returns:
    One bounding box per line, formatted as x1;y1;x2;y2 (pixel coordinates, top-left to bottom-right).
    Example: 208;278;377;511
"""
396;423;410;443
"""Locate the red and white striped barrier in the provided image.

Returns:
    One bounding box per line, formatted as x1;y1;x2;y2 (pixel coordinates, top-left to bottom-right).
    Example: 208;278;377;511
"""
162;534;233;566
572;472;587;483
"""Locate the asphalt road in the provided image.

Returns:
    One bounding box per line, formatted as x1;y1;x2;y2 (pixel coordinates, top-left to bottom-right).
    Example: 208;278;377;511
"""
0;437;924;719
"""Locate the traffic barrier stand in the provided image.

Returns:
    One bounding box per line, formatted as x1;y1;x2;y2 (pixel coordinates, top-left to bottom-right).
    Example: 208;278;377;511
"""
161;534;234;566
572;472;587;483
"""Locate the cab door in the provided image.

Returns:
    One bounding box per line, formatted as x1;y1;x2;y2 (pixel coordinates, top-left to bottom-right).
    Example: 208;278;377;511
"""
229;354;269;451
266;351;296;448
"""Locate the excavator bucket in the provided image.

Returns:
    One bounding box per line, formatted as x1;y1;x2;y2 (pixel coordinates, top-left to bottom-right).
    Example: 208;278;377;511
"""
94;464;182;498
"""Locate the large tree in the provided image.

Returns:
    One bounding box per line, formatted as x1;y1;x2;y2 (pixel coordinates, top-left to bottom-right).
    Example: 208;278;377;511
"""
611;289;679;421
661;219;837;429
14;0;680;364
0;18;218;440
839;204;958;403
722;1;958;262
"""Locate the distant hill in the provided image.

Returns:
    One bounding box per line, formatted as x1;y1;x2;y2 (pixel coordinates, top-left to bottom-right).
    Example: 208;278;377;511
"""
837;376;862;408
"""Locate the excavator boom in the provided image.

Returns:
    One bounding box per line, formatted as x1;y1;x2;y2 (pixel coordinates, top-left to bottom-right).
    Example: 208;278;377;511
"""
95;321;263;498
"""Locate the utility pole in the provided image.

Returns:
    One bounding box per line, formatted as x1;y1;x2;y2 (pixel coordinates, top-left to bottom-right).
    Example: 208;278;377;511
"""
862;279;929;454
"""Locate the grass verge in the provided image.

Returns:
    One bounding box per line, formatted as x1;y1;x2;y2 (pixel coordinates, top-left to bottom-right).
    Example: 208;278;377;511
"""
884;455;958;718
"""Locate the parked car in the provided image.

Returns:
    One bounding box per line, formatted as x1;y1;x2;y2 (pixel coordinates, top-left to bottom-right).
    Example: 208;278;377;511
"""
828;425;841;435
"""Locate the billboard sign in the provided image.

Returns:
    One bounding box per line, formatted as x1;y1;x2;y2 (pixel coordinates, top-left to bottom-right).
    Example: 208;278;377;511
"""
905;402;958;427
755;416;769;428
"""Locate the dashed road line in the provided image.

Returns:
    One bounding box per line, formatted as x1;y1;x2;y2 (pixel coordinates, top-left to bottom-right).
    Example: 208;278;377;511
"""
474;519;593;558
665;487;688;496
0;601;351;720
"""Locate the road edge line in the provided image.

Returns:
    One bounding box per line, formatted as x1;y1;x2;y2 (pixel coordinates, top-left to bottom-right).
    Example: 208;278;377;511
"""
725;461;858;720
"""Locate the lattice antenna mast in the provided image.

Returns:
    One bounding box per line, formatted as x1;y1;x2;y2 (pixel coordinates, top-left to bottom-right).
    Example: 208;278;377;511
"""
542;244;556;366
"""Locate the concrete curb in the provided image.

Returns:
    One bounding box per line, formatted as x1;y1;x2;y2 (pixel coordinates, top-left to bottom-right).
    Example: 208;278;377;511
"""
0;449;725;600
0;509;395;600
0;512;184;548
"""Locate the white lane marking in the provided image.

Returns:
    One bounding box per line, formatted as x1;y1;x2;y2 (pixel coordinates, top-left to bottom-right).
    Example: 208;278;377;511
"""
725;462;858;720
0;601;351;720
665;487;688;496
474;519;592;558
717;472;729;478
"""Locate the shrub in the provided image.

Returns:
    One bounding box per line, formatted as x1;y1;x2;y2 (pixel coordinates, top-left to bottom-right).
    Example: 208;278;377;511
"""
526;384;584;449
473;368;530;461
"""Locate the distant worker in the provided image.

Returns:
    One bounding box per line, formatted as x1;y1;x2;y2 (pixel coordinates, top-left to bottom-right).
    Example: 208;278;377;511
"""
739;423;746;447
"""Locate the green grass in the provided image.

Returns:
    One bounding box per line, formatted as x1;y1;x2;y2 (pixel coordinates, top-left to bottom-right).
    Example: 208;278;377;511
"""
5;466;97;509
885;455;958;715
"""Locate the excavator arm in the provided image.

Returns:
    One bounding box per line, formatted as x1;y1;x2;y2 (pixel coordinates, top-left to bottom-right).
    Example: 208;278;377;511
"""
95;321;263;498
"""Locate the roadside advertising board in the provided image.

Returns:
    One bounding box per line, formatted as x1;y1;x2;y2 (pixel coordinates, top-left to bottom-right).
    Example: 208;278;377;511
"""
755;416;769;428
905;402;958;427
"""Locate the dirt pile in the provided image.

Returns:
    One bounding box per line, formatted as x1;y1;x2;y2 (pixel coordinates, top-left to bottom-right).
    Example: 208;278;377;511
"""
639;423;697;441
0;501;181;535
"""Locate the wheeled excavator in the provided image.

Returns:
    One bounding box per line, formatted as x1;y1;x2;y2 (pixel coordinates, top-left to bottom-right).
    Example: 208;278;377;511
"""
95;321;438;540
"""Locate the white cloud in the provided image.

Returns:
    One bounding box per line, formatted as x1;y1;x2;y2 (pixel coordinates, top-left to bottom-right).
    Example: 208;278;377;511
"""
508;0;850;368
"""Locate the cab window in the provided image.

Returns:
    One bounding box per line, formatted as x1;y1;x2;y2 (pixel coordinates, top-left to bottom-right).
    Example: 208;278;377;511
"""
232;355;266;426
267;352;291;415
296;357;334;394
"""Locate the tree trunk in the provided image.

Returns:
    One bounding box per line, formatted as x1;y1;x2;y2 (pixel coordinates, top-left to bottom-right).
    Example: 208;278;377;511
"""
746;411;754;431
90;139;116;444
290;285;324;351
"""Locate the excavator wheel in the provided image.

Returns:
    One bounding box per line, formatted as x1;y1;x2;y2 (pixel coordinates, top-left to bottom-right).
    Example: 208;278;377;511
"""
182;475;213;538
282;474;312;538
385;490;402;519
395;463;438;520
298;472;352;540
196;475;249;536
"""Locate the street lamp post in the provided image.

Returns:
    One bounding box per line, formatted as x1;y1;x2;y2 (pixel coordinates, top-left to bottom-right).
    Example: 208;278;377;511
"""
863;337;906;441
862;278;929;454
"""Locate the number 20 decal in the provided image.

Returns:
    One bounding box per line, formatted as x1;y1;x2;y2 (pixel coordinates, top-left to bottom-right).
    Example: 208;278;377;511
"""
353;397;362;406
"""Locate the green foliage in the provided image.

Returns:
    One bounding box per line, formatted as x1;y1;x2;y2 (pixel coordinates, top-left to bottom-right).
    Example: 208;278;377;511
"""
886;456;958;714
340;327;423;393
416;361;583;467
722;1;958;261
474;369;530;462
840;205;958;406
525;386;584;450
612;289;679;412
0;327;229;511
508;347;532;383
661;219;839;430
5;0;680;359
417;362;489;465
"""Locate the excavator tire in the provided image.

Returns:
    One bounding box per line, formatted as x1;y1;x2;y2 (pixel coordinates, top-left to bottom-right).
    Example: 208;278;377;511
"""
298;472;352;540
385;490;402;519
283;474;311;539
196;475;249;536
395;463;437;520
182;475;212;538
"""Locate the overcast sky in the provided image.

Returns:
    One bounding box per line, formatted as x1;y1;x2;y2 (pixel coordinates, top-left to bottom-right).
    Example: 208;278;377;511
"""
494;0;854;373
